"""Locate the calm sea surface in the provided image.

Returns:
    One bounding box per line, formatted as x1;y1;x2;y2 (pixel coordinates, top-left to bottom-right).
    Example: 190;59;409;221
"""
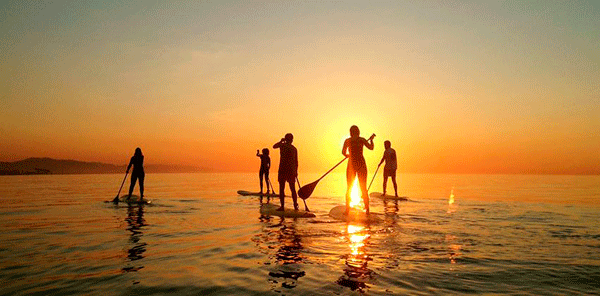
0;173;599;295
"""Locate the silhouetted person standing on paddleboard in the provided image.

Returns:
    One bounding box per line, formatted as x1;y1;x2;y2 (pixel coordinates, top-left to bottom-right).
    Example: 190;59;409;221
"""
379;140;398;197
273;133;299;211
342;125;375;215
256;148;271;194
127;148;145;201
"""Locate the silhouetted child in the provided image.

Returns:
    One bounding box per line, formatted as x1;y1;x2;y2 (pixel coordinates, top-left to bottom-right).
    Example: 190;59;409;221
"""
379;140;398;197
342;125;375;215
256;148;271;194
127;147;145;200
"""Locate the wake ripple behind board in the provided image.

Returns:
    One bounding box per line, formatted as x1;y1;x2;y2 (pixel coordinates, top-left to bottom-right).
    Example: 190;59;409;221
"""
115;195;151;204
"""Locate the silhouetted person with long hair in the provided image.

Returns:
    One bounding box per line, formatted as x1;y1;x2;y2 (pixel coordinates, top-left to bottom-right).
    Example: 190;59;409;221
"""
342;126;375;215
256;148;271;194
127;147;144;201
379;140;398;197
273;133;298;211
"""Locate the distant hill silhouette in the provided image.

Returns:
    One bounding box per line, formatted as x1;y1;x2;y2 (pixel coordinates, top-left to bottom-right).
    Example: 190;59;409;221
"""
0;158;209;175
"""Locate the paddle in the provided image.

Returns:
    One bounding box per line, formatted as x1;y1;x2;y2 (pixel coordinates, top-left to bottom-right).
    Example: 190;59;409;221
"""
296;177;310;212
367;163;382;191
268;178;276;195
298;157;348;200
112;171;129;203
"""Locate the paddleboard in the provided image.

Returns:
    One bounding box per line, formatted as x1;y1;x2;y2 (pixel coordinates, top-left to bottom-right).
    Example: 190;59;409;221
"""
105;195;151;204
259;203;315;218
369;192;408;201
329;205;382;223
237;190;281;197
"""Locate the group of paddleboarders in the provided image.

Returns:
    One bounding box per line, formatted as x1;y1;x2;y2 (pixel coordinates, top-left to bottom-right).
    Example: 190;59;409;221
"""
256;125;399;215
118;125;398;211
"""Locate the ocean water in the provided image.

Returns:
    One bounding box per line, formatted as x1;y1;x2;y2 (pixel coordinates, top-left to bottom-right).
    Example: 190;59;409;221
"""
0;172;599;295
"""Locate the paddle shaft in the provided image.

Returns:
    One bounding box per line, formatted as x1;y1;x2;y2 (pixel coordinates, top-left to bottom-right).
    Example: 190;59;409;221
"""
367;163;381;191
298;157;347;200
316;157;347;183
114;171;129;200
296;177;309;211
268;178;275;193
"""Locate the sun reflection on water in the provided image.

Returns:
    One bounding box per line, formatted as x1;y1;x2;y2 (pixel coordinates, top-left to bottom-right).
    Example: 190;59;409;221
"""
447;187;456;214
348;224;368;257
338;223;373;292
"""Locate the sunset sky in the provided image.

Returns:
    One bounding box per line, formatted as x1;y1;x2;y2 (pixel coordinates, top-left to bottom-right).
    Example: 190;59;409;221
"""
1;1;598;174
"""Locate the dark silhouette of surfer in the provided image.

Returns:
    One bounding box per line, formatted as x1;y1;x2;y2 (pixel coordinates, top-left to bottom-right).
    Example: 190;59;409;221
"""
127;148;145;201
273;133;298;211
379;140;398;197
256;148;271;194
342;126;375;215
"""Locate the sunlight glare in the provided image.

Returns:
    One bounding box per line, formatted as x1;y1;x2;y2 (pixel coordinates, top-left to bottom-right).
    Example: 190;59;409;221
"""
447;187;456;214
347;224;368;257
349;178;363;209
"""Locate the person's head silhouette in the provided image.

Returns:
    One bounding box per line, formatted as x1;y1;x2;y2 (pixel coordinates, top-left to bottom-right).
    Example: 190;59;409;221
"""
350;125;360;138
285;133;294;143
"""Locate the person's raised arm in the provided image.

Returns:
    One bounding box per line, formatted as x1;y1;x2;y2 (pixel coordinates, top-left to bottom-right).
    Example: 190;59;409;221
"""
365;134;375;150
273;138;285;149
256;150;260;157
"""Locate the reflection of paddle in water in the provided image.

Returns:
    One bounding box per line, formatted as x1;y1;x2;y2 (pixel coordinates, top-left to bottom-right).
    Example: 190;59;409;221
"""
122;204;147;274
337;224;373;292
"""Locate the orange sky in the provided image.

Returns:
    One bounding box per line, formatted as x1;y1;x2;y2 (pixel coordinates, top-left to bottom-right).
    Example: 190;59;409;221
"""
1;1;598;174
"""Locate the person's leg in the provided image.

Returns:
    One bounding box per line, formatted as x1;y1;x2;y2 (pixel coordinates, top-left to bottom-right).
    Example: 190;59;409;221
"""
345;166;355;214
382;171;389;195
358;169;369;214
265;171;270;193
278;176;285;210
259;171;264;193
139;173;145;199
289;178;298;210
391;172;398;197
128;174;138;199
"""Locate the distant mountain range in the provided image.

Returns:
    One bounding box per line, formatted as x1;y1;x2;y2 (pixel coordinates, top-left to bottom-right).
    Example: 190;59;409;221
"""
0;158;209;175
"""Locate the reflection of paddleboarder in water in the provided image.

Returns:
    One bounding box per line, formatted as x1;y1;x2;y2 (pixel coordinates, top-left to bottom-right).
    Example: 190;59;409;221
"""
123;204;147;274
273;133;299;211
342;126;375;215
378;140;398;197
127;148;145;201
256;148;271;194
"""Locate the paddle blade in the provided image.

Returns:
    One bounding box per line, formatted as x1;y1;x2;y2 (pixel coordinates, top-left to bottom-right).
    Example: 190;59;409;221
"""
298;181;318;200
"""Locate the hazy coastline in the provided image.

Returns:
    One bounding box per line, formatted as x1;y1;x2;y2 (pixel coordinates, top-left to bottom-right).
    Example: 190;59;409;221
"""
0;157;209;175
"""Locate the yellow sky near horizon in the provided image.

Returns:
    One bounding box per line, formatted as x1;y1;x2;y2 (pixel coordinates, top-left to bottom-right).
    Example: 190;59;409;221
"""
1;1;598;174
